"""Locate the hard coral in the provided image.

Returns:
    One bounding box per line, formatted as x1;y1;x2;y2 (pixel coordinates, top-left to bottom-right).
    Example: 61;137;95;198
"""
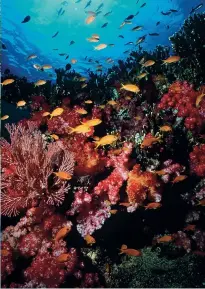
126;164;161;205
1;123;74;216
189;144;205;177
158;81;205;131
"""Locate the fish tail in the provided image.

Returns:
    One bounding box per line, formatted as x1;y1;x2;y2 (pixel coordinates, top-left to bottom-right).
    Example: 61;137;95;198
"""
93;141;100;149
120;84;124;90
67;126;75;134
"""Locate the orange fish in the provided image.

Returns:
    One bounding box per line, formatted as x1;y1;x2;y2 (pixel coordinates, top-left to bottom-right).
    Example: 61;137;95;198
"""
155;170;166;176
142;60;155;67
84;234;96;245
94;134;118;148
107;100;117;106
50;134;59;140
110;209;118;214
56;253;71;263
76;108;88;115
144;202;162;210
160;125;172;132
84;100;93;104
55;226;71;242
94;44;107;51
1;79;15;86
197;198;205;206
85;15;96;24
1;249;10;256
82;119;102;127
172;175;187;183
17;100;26;107
163;56;180;64
68;124;91;134
120;248;142;257
1;115;9;120
54;171;72;181
157;235;173;243
140;136;161;149
196;92;205;107
183;224;196;231
42;112;50;117
71;58;77;64
119;202;131;207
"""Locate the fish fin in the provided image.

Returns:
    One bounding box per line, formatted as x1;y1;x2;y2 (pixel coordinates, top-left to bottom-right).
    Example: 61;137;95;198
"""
120;84;124;90
67;126;75;134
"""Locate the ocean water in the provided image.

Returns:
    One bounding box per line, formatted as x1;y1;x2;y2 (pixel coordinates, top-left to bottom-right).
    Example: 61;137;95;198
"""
2;0;204;82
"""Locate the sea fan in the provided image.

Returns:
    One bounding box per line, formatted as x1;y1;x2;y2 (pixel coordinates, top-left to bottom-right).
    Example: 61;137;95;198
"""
1;123;74;217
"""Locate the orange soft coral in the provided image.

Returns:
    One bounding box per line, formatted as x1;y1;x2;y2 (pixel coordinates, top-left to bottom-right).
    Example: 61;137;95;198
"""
126;164;162;205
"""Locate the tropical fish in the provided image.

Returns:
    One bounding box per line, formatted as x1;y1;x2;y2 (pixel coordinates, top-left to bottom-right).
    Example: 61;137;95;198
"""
35;80;46;86
1;115;9;120
56;253;71;263
55;226;71;242
196;92;205;107
137;72;147;79
119;35;124;38
50;134;59;140
1;79;15;86
156;21;160;25
136;35;146;44
197;198;205;206
54;171;72;181
163;56;180;64
94;135;118;148
110;209;118;214
59;53;66;56
85;15;95;24
76;108;88;115
107;100;117;105
101;22;108;28
119;202;131;207
160;125;172;132
132;26;143;31
82;119;102;127
17;100;26;107
172;175;187;183
84;100;93;104
41;65;52;70
60;10;65;16
87;37;99;42
52;31;59;38
71;58;77;64
161;11;172;15
108;44;115;47
68;124;91;134
27;54;37;60
96;3;103;11
125;14;135;20
33;64;41;70
42;112;50;117
81;83;87;88
157;235;173;243
84;0;91;9
50;107;64;118
58;8;63;16
140;3;146;8
104;11;112;17
140;136;161;149
149;33;159;36
184;224;196;231
190;3;203;14
121;84;140;93
1;249;10;256
21;15;31;23
144;202;161;210
142;60;155;67
94;44;107;50
65;55;69;60
84;234;96;245
69;40;75;46
119;245;142;257
169;9;178;12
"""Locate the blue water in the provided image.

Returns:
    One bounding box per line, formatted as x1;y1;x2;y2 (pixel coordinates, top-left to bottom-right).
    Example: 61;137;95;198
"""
2;0;204;82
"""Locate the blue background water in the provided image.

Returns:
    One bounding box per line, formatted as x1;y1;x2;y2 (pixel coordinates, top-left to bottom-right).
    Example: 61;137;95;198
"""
2;0;204;82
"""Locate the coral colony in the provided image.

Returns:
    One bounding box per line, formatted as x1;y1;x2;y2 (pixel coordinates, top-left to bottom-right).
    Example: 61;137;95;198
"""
1;13;205;288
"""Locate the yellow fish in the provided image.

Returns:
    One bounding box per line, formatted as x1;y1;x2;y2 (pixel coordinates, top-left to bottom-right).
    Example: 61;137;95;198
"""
87;37;99;43
17;100;26;107
1;79;15;86
68;124;91;134
42;64;52;70
50;108;64;119
85;100;93;104
1;115;9;120
94;44;107;50
71;58;77;64
54;171;72;180
121;84;140;93
35;80;46;87
107;100;117;105
196;92;205;107
94;134;118;148
82;119;102;127
76;108;88;115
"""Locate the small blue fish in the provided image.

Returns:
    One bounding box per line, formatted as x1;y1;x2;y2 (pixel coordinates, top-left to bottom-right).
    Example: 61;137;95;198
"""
58;7;63;16
21;15;31;23
104;11;112;17
84;0;91;9
52;31;59;38
96;3;104;12
70;40;75;46
101;22;108;28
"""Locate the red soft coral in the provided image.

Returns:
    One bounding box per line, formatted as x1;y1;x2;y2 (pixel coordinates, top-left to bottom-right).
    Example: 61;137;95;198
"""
126;164;162;205
190;144;205;177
